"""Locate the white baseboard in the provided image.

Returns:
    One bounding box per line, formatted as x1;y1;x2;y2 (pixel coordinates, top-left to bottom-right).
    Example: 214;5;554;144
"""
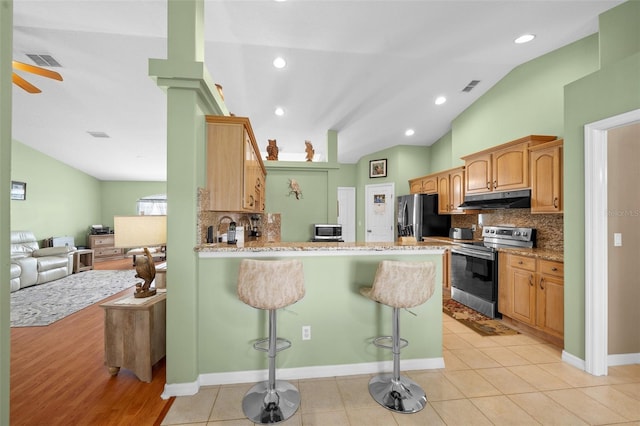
162;357;444;398
561;350;586;371
608;352;640;366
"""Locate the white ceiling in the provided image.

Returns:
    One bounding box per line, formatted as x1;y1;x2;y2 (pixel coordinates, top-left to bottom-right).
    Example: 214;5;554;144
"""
12;0;623;181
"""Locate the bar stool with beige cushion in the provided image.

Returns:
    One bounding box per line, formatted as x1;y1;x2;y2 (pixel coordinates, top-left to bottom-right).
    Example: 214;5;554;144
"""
237;258;306;424
360;260;436;414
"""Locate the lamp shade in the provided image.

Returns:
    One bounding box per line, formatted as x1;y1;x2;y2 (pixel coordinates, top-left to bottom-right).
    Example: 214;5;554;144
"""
113;215;167;248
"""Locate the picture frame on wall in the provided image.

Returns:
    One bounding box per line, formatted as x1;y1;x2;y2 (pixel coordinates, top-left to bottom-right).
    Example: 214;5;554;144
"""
369;159;387;178
11;181;26;201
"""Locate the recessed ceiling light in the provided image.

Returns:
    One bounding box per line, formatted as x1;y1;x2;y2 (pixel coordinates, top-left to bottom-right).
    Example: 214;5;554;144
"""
273;57;287;69
275;107;285;116
435;96;447;105
405;129;415;136
515;34;536;44
87;131;110;138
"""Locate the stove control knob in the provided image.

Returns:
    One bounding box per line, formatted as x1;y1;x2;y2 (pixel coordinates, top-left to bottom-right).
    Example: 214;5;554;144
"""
522;231;528;237
514;231;521;236
490;229;495;234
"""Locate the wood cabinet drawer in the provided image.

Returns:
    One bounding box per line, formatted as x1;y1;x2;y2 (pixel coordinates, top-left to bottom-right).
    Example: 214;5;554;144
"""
95;247;123;257
91;236;115;246
539;260;563;277
509;254;536;271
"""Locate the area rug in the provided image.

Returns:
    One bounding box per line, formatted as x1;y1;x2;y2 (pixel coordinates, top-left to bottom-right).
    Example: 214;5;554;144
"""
443;298;519;336
10;270;137;327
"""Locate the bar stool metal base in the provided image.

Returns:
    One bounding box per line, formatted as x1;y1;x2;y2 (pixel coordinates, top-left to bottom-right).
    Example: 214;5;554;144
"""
242;380;301;424
368;374;427;414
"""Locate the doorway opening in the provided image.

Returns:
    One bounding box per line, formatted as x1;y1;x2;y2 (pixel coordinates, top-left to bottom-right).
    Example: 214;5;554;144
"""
584;108;640;376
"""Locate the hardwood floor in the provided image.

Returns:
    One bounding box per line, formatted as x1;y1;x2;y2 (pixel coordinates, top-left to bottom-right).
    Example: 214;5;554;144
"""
10;258;173;426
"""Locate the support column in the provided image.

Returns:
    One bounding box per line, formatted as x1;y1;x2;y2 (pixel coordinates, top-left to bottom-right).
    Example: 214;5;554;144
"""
149;0;224;390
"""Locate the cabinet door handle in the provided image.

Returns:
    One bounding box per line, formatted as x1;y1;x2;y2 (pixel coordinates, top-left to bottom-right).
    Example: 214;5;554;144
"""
493;180;497;189
553;197;559;208
518;260;523;265
487;182;491;190
551;267;558;272
540;277;545;290
529;274;534;286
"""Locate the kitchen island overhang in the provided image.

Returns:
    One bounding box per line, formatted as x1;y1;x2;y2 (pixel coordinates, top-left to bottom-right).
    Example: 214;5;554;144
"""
163;242;446;398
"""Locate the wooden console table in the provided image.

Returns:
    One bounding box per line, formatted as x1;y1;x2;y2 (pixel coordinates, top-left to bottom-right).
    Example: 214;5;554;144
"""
100;292;166;382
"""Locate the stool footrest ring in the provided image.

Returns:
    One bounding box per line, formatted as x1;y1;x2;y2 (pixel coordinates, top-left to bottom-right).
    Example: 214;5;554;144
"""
253;337;292;353
373;336;408;350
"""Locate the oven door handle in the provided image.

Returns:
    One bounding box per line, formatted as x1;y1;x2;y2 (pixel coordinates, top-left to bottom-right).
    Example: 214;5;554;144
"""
451;247;495;261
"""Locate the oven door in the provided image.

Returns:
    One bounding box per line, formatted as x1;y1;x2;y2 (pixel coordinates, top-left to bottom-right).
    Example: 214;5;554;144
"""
450;246;499;317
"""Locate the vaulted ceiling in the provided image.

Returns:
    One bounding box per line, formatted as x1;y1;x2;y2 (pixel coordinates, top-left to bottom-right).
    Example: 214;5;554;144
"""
12;0;623;181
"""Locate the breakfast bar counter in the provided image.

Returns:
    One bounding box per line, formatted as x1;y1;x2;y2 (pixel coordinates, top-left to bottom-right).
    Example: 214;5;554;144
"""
196;240;450;255
175;241;446;394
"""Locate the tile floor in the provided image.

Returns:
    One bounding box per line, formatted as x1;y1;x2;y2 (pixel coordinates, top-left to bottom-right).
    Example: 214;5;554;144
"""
161;313;640;425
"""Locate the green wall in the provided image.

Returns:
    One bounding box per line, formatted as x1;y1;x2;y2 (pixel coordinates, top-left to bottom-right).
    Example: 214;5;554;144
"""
10;140;102;245
197;252;443;375
1;1;12;423
100;181;167;227
450;34;599;161
563;1;640;359
9;142;167;248
428;131;453;172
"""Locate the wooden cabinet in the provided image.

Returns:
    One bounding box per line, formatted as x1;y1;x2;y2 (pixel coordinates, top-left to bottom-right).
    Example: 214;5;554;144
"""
205;116;267;212
100;293;166;382
499;253;564;342
462;135;556;195
529;139;563;213
436;167;465;214
88;234;124;262
408;168;465;214
409;175;437;194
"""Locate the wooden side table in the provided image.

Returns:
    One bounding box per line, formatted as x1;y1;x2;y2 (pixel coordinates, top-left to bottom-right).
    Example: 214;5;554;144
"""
100;292;166;382
73;249;94;273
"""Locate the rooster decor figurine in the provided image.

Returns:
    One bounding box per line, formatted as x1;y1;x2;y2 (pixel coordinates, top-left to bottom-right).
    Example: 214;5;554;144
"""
134;247;157;298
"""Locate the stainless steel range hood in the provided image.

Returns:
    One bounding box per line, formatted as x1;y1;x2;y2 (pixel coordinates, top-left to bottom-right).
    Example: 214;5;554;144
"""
459;189;531;210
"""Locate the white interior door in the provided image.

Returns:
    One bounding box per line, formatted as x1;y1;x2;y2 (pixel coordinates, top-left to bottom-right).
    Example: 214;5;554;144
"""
337;187;356;242
365;183;395;242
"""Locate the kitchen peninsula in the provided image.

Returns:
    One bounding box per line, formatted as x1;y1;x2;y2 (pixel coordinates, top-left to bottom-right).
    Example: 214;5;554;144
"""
176;242;447;394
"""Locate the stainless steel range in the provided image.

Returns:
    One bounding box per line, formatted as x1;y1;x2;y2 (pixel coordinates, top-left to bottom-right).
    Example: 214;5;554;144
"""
450;226;536;318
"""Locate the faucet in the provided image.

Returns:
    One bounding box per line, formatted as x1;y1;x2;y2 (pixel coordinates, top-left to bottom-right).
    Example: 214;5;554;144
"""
216;215;234;237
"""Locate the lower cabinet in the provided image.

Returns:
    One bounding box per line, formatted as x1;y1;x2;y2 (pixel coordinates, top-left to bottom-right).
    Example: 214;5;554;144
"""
498;253;564;342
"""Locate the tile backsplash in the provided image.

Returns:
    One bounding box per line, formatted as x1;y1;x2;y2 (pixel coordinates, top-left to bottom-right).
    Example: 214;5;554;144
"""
452;210;563;251
197;188;281;244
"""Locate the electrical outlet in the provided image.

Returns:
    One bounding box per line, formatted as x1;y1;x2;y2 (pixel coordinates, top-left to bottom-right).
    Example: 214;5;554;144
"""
471;224;477;231
302;325;311;340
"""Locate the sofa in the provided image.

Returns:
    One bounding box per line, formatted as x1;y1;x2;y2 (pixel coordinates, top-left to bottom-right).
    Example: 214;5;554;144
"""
10;231;76;292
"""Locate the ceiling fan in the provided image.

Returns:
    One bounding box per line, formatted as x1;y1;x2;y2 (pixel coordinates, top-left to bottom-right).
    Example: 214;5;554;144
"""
12;61;63;94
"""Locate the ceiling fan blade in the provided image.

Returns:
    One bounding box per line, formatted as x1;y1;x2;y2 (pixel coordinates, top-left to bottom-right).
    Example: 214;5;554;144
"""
12;72;42;94
12;61;63;81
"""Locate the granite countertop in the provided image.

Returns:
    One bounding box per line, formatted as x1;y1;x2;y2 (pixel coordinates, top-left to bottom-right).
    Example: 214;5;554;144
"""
422;236;563;262
196;241;450;253
497;247;564;262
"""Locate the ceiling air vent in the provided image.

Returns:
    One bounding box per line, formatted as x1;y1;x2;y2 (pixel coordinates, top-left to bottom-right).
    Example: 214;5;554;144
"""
26;54;62;67
462;80;480;92
87;131;110;138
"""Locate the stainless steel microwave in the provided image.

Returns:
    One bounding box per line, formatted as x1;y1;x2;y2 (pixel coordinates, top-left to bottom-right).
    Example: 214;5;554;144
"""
313;224;342;241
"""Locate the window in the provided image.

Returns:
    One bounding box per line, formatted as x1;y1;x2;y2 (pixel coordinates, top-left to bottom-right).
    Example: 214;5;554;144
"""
136;194;167;215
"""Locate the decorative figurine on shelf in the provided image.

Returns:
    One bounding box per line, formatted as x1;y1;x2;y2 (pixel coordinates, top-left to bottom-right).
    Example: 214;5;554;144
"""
305;140;314;162
288;178;303;200
134;247;157;298
266;139;279;161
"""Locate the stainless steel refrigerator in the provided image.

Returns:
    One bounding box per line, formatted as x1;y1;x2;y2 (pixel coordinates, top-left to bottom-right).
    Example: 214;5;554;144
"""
397;194;451;240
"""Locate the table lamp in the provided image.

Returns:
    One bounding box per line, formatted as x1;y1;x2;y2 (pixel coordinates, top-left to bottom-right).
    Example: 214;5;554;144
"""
114;215;167;298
